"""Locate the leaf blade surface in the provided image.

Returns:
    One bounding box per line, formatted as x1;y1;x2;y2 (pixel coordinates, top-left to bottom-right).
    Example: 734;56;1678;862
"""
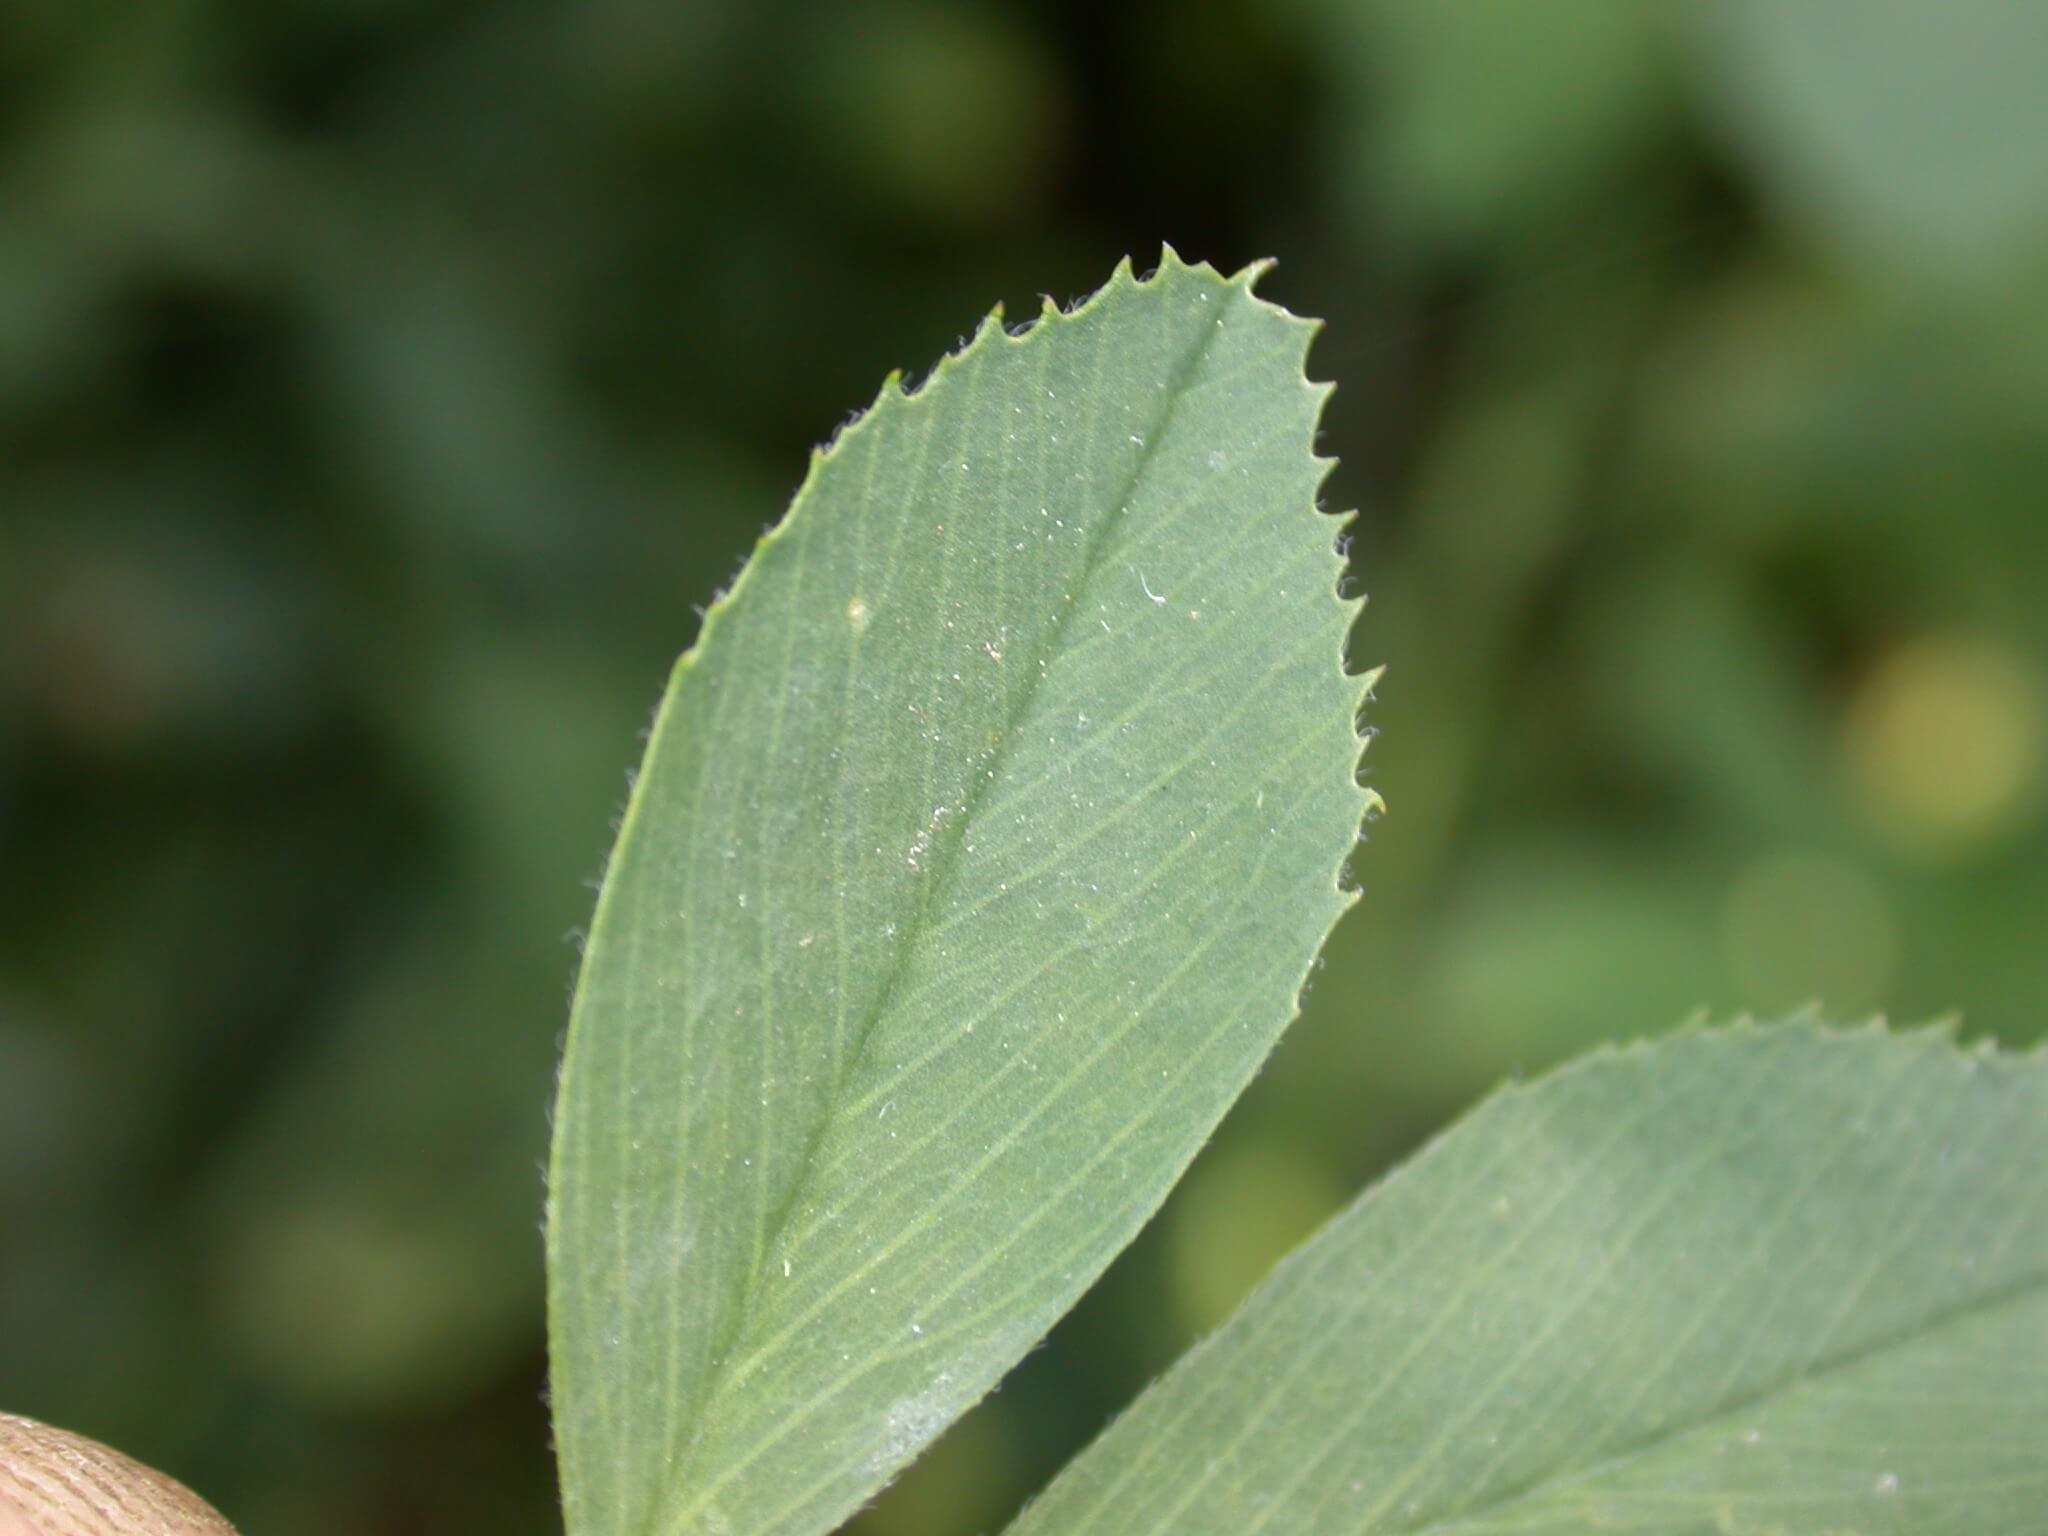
1010;1024;2048;1536
546;252;1366;1536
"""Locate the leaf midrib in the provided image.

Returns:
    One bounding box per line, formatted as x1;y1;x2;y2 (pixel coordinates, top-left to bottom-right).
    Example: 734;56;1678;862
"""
661;287;1244;1535
1408;1264;2048;1535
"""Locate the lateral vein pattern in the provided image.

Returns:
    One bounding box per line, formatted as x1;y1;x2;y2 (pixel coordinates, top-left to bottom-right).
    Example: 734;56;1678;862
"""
546;251;1367;1536
1008;1024;2048;1536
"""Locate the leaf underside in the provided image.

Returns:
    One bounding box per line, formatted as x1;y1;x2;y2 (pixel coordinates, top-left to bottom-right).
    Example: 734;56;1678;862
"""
1009;1022;2048;1536
546;250;1367;1536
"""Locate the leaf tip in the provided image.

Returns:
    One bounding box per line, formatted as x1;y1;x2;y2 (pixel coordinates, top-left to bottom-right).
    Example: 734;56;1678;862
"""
1234;254;1279;288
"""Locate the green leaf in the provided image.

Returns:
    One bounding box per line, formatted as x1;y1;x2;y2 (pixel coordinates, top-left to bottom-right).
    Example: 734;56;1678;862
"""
1011;1023;2048;1535
546;251;1367;1536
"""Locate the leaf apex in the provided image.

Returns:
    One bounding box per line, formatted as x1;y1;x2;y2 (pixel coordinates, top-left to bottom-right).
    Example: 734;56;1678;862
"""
1234;254;1279;287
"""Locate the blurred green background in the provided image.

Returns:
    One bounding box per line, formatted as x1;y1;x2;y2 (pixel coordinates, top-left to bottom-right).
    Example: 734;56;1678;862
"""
4;1;2046;1531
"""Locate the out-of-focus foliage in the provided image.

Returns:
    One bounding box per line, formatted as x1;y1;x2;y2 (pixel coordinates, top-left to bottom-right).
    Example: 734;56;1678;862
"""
0;4;2043;1534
